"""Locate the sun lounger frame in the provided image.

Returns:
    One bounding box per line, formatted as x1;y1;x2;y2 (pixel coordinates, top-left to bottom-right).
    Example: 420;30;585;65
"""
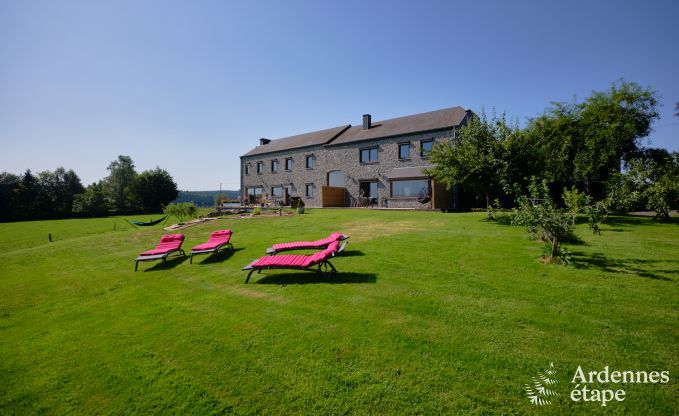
134;248;186;271
189;241;234;263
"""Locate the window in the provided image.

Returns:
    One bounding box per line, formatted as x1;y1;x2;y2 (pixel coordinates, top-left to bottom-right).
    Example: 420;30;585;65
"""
256;162;264;174
420;140;434;157
305;183;315;198
285;184;293;197
359;181;378;199
244;164;251;175
391;179;429;198
306;155;314;169
271;186;283;198
271;160;279;173
360;147;378;163
398;143;410;160
285;158;293;171
327;170;345;187
247;187;262;203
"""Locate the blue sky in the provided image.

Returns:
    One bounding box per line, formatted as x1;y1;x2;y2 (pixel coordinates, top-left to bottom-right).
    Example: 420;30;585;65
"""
1;0;677;191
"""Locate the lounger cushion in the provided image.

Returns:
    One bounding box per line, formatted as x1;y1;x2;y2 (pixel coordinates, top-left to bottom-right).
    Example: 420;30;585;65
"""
271;232;344;252
140;234;184;256
252;254;314;268
253;241;340;268
191;229;232;251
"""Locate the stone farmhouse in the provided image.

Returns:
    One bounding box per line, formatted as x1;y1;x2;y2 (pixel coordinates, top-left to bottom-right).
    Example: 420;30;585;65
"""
240;106;473;209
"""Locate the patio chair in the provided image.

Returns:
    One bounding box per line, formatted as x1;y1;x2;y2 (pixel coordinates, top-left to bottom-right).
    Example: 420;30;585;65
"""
134;234;185;271
243;241;347;283
189;230;234;263
265;232;349;255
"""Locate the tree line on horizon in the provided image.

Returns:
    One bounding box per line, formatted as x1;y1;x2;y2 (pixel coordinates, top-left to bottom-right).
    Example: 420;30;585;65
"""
0;156;178;221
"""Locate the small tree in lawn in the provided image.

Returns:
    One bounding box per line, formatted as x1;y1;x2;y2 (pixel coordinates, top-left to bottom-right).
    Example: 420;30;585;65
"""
427;110;512;219
512;178;606;265
163;202;196;223
562;186;591;226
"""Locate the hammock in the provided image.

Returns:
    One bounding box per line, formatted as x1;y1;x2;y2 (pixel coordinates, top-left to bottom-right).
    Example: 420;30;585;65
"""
127;216;168;227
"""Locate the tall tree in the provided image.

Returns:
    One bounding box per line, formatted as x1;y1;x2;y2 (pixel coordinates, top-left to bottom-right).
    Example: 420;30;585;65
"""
133;167;179;212
427;110;512;218
104;155;137;212
524;80;660;189
0;172;21;220
575;80;659;182
72;182;112;216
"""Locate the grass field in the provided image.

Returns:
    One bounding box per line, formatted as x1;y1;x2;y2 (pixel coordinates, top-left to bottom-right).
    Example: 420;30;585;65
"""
0;210;677;414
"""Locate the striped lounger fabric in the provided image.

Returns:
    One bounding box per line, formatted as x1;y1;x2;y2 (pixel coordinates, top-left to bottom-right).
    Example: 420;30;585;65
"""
266;232;349;254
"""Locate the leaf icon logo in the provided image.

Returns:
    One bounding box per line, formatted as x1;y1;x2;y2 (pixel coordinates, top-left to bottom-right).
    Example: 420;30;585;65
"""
526;362;559;406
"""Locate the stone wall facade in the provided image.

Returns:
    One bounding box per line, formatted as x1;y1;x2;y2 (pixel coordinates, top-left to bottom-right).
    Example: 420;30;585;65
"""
240;128;457;209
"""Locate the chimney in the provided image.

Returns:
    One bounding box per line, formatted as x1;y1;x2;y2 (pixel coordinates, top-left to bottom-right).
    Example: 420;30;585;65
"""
259;138;271;146
362;114;371;130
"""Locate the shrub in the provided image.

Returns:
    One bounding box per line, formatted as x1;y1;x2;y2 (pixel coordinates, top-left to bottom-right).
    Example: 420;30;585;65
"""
163;202;197;223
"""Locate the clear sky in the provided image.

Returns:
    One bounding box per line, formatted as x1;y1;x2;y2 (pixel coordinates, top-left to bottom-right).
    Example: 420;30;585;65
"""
1;0;677;191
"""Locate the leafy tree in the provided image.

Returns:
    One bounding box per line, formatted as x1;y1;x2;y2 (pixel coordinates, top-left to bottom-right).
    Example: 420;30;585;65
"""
522;101;580;184
18;169;39;215
512;178;606;264
524;80;660;189
36;167;85;216
72;182;112;215
133;168;179;213
163;202;196;223
0;172;21;220
512;179;575;264
562;186;591;226
104;155;137;212
604;151;678;219
575;80;659;182
427;110;513;219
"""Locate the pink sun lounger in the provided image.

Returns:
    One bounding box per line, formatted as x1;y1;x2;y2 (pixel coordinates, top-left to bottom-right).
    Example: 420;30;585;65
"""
134;234;185;271
265;232;349;255
189;230;234;263
243;240;347;283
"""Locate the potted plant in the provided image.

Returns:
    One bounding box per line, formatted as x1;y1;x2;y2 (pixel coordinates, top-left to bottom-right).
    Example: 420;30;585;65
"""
297;199;305;214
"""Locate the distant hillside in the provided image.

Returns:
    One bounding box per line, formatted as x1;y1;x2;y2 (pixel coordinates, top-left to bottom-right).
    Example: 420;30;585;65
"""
173;190;240;207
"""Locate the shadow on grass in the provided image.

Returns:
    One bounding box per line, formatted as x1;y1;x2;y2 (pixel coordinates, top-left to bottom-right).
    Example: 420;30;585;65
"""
571;251;677;281
252;272;377;285
142;255;188;272
195;247;244;264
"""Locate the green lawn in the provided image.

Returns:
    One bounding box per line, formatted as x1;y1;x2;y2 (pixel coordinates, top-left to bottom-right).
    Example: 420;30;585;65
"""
1;210;677;415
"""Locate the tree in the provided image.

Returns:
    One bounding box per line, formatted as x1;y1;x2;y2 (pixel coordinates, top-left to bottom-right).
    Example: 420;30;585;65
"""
512;178;606;264
575;80;659;183
72;182;112;216
35;167;85;216
133;168;179;213
0;172;21;220
427;110;513;218
163;202;197;223
18;169;39;215
104;155;137;212
523;80;660;189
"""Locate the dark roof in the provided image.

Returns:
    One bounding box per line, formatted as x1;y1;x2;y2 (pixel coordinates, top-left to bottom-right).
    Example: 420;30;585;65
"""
242;124;351;157
328;106;468;146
